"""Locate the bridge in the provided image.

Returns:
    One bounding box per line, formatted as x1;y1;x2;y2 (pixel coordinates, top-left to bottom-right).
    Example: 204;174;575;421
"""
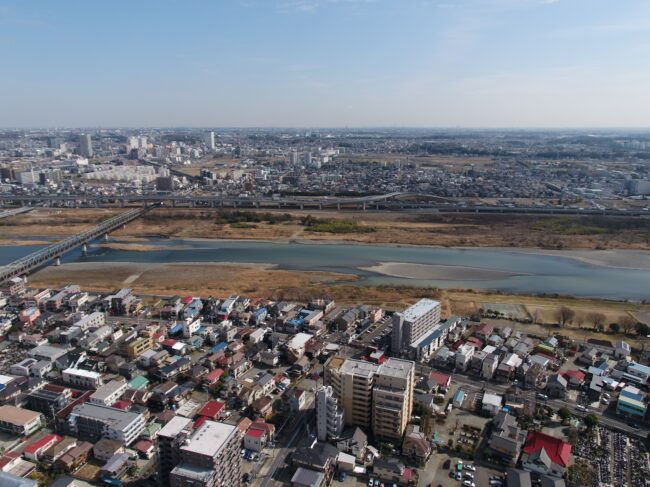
0;207;32;220
0;192;647;217
0;207;150;284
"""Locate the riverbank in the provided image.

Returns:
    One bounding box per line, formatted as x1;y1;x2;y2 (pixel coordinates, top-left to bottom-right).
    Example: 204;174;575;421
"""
1;207;649;251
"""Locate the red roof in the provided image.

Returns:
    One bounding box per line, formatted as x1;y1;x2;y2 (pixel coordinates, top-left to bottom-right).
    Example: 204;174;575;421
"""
246;428;265;438
563;369;586;382
112;400;131;410
476;323;494;335
181;296;193;304
197;400;225;419
205;369;224;382
523;431;571;467
133;440;153;453
194;416;209;429
428;371;451;387
24;434;61;455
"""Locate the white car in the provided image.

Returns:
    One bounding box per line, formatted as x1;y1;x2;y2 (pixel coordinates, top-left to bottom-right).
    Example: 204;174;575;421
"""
462;481;475;487
464;465;476;472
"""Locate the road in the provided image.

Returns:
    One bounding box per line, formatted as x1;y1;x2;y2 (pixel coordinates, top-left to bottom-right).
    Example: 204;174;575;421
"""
416;364;650;440
258;408;316;487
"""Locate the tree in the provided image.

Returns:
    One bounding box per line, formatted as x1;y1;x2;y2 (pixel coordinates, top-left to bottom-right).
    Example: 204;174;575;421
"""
619;315;636;335
636;322;650;336
609;323;621;334
588;312;606;331
555;306;575;327
584;413;599;428
558;407;572;421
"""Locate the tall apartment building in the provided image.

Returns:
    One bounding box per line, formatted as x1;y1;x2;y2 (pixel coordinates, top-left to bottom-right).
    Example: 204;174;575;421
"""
324;357;415;441
158;416;193;487
79;134;93;158
324;357;378;430
169;420;242;487
316;385;344;442
391;299;441;356
372;358;415;441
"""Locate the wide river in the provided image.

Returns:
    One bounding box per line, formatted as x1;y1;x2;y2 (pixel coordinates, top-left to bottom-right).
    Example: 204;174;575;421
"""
1;238;649;300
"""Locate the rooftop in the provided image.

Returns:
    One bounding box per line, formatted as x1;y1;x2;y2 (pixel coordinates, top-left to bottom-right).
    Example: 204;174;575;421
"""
377;358;414;380
181;420;237;458
69;403;142;431
402;298;440;322
158;416;192;438
339;359;379;378
0;405;42;425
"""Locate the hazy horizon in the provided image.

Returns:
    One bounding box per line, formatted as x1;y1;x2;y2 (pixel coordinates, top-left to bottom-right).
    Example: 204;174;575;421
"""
2;0;650;129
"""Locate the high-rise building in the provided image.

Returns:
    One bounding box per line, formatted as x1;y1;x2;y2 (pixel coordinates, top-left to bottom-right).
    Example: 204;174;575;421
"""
324;357;378;429
206;131;215;150
167;420;241;487
79;134;93;158
316;385;344;441
372;358;415;441
289;150;299;166
158;416;193;487
391;298;441;356
324;356;415;441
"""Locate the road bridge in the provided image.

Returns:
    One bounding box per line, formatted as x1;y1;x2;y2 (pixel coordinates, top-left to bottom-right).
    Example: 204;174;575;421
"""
0;207;32;220
0;207;150;284
0;193;647;217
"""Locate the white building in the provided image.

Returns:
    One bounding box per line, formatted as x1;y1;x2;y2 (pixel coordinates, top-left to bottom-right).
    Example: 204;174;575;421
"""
62;368;103;389
79;134;93;158
455;344;475;371
182;318;201;338
89;379;128;406
392;299;441;356
316;385;345;442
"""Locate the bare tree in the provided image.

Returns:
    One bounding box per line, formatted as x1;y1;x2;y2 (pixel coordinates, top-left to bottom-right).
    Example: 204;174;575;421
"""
575;314;585;329
588;312;606;331
555;306;575;327
619;315;636;335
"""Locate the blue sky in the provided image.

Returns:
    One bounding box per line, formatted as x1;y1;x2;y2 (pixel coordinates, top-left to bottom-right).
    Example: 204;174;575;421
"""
1;0;649;128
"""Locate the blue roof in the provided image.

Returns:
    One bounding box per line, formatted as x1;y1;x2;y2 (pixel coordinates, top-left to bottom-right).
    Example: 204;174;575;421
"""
254;307;267;316
211;342;228;353
453;389;466;402
287;318;304;326
629;362;650;375
169;323;183;334
414;328;442;349
621;389;644;402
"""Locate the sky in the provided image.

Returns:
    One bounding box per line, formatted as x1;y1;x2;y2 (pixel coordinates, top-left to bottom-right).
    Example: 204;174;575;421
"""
1;0;650;128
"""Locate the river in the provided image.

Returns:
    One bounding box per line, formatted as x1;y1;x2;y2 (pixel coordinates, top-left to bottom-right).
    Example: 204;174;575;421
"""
1;238;649;300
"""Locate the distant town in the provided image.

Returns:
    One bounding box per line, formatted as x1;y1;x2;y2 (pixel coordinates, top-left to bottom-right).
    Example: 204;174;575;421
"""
1;128;650;213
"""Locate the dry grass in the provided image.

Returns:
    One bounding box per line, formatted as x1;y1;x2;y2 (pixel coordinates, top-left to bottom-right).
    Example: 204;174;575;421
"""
2;208;649;250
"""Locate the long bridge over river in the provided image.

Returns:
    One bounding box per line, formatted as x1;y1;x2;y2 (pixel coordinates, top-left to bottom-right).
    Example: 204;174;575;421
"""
0;206;150;284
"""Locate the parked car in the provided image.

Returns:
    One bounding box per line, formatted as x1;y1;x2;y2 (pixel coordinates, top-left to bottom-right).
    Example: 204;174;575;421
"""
338;472;346;482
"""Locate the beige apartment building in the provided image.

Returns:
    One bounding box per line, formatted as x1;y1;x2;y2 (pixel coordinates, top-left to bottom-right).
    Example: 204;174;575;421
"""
372;358;415;441
324;356;415;441
324;357;378;430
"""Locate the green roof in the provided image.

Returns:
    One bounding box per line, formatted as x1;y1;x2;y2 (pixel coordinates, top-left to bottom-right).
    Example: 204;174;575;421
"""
128;375;150;390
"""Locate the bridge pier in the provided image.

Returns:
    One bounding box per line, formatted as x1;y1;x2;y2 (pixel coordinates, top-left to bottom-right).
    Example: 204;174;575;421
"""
376;204;379;210
255;201;260;209
300;204;304;210
362;202;366;211
337;203;340;211
55;258;61;266
319;203;322;210
104;234;109;242
82;244;88;255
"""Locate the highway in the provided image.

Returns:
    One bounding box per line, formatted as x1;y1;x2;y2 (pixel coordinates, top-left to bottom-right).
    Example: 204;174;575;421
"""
0;206;31;220
1;192;648;216
0;206;150;283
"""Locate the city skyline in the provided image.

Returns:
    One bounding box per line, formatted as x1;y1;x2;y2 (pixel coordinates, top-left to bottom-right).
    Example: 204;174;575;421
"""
1;0;650;128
